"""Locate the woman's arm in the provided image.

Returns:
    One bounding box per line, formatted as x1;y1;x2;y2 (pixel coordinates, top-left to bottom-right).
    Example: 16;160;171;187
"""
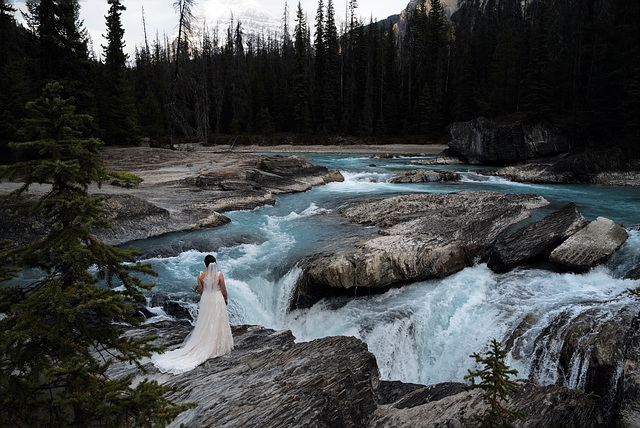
197;271;204;295
219;273;228;305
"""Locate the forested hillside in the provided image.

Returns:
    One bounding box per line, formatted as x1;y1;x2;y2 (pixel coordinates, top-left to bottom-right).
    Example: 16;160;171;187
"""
0;0;638;154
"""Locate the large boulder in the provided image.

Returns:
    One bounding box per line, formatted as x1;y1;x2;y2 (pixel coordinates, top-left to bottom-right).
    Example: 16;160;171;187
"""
549;217;628;272
111;322;380;428
95;193;232;245
186;155;344;195
448;117;572;164
487;202;588;273
390;169;461;183
294;191;549;308
479;149;640;185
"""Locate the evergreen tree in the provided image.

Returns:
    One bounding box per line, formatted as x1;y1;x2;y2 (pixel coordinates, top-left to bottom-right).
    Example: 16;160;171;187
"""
519;0;553;118
0;82;193;426
313;0;326;131
24;0;93;109
138;84;165;136
0;1;32;160
0;0;17;67
464;338;526;427
292;2;311;133
381;24;400;135
323;0;340;133
100;0;139;144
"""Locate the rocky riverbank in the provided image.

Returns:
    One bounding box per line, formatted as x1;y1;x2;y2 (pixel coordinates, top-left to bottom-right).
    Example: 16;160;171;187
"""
0;147;347;246
111;321;613;427
441;117;640;186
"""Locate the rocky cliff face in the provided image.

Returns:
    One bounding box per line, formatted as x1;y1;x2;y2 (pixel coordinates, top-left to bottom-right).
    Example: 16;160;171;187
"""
110;321;617;427
446;117;640;184
113;322;381;428
448;117;572;165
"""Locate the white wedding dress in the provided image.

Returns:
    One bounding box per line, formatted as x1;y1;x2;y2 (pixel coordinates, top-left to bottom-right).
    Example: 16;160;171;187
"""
153;263;234;374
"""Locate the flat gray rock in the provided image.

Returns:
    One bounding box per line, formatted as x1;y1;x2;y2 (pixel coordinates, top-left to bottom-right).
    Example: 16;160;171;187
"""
390;169;461;183
549;217;628;271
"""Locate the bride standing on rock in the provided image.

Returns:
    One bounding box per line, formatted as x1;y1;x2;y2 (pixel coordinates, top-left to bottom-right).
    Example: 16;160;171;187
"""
153;255;234;374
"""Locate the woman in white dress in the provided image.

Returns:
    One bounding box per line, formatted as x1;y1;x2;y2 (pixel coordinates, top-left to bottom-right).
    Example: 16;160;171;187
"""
153;255;234;374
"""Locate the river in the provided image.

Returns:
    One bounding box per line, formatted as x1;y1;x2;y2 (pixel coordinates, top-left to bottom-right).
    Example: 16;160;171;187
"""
131;153;640;388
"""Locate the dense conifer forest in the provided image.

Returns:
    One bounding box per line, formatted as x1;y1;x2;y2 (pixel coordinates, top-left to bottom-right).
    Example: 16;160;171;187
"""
0;0;638;153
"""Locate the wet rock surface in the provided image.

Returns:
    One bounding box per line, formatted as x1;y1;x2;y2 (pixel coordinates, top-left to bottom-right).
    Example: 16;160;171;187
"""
110;321;613;427
487;202;588;273
445;117;640;185
549;217;629;271
448;117;572;164
479;152;640;185
295;192;630;307
389;169;461;183
507;306;640;425
295;191;549;308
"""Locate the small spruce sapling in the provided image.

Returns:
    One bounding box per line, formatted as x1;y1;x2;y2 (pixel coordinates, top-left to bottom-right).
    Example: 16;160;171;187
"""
464;338;526;427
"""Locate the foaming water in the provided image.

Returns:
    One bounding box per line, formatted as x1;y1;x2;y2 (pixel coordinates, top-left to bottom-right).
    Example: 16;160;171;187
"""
281;261;638;385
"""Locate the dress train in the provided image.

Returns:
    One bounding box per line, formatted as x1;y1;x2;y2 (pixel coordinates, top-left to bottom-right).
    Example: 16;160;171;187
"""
153;264;233;374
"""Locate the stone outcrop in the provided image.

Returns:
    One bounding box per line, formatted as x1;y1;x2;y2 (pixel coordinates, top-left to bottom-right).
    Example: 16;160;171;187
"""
409;149;465;166
549;217;629;271
448;117;572;165
110;321;612;427
0;148;344;246
294;191;549;308
479;150;640;185
487;203;588;273
185;154;344;195
94;193;231;245
371;381;605;427
112;322;380;428
390;169;461;183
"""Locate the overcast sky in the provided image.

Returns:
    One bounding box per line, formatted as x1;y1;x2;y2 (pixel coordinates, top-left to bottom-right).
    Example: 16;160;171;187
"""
13;0;407;59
